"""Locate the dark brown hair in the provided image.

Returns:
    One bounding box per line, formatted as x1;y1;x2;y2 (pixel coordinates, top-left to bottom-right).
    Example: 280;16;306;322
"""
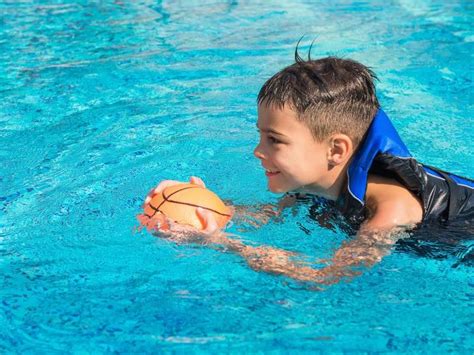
257;51;380;146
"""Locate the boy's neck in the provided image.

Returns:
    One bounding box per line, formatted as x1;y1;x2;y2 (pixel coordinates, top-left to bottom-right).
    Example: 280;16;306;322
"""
327;164;348;200
299;163;349;201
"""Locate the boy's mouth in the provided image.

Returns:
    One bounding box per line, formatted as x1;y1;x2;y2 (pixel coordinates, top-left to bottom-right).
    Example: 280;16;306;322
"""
265;168;280;177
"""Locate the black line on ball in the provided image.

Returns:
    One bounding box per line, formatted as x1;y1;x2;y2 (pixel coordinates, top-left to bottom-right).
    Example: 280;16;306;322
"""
165;199;231;217
147;185;230;219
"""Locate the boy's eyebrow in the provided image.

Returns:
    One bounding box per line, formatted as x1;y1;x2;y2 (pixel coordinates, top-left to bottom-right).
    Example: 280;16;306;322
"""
256;124;287;137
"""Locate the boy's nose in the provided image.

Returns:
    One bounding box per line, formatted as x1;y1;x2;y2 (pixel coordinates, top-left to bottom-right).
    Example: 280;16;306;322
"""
253;144;265;160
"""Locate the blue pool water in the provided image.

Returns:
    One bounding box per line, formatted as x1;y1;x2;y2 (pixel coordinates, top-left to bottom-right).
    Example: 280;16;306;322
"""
1;0;473;352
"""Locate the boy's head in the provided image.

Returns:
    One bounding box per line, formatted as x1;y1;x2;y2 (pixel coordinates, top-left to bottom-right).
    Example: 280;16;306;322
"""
257;55;380;147
254;55;380;196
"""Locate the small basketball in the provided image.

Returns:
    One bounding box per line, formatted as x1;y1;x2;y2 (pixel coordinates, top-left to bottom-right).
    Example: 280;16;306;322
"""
142;183;231;230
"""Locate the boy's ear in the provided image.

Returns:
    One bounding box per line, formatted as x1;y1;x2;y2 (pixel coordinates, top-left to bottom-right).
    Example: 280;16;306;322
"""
327;134;353;166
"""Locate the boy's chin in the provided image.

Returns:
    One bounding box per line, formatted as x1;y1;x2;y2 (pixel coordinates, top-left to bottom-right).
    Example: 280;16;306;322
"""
268;183;291;194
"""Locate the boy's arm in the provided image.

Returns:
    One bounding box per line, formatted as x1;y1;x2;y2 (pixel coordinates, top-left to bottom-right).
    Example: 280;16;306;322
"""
140;177;319;280
304;176;424;283
229;179;423;284
145;176;300;231
154;202;408;285
228;193;304;229
155;208;321;281
143;177;423;285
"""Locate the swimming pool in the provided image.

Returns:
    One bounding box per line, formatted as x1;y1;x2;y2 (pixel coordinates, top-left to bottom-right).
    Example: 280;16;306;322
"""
1;0;473;352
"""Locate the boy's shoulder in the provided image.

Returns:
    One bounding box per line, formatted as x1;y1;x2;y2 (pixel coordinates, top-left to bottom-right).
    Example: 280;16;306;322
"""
364;174;423;229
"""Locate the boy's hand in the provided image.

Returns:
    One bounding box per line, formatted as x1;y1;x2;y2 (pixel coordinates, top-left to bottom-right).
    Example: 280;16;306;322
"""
147;207;223;245
143;176;206;206
139;176;227;238
196;207;220;235
158;207;221;235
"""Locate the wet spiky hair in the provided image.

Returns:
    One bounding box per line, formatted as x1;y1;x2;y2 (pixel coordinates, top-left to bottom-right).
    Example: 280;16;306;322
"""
257;43;380;146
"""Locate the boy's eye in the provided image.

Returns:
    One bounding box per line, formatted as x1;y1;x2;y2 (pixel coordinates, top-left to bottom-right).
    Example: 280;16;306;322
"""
256;129;283;144
268;136;281;144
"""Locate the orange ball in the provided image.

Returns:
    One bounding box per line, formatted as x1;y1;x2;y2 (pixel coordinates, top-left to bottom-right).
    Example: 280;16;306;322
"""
142;183;231;230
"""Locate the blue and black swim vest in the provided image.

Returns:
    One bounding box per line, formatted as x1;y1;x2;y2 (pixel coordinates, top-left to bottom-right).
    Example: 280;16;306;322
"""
338;109;474;225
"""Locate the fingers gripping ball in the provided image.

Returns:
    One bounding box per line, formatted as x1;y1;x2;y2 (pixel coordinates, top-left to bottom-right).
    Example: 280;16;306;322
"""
142;183;231;230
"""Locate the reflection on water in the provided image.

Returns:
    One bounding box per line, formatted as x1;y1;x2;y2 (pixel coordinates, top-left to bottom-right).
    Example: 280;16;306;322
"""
1;0;473;352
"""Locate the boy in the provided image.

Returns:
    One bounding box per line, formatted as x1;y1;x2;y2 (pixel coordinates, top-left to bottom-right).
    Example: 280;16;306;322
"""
143;54;474;284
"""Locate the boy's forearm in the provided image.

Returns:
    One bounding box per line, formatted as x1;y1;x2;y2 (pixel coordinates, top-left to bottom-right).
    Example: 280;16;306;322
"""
187;231;371;284
312;226;407;283
206;232;247;253
226;193;300;230
160;224;400;285
157;229;245;252
199;232;323;282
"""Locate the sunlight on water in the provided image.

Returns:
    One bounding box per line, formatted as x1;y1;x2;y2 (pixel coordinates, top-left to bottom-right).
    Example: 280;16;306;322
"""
1;0;472;352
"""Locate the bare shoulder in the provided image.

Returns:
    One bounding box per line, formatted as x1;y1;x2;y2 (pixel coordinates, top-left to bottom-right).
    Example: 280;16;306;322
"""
365;174;423;229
